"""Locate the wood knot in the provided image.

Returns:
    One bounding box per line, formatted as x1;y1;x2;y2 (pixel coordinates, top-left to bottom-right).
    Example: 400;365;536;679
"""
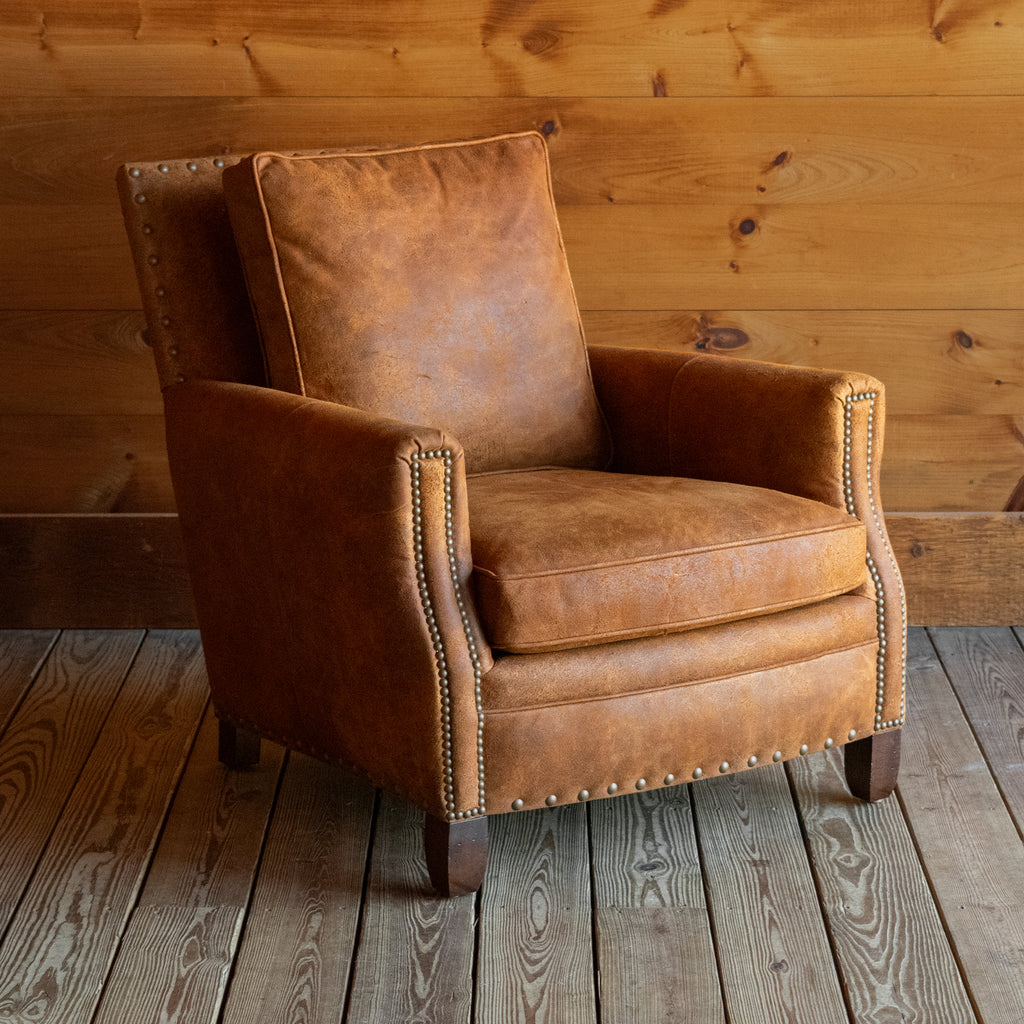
540;119;557;137
522;25;559;58
954;330;974;349
697;327;750;351
910;542;926;558
652;70;668;97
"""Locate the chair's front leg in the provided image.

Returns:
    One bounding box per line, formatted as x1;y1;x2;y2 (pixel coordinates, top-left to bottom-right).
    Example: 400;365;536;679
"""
844;729;901;802
218;720;261;769
424;814;489;897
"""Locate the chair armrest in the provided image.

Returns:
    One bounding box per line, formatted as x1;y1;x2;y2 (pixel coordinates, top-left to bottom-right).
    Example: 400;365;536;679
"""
164;379;490;820
589;346;906;730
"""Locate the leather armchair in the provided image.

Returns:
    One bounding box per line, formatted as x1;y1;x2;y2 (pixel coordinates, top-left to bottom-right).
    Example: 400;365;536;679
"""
117;133;905;896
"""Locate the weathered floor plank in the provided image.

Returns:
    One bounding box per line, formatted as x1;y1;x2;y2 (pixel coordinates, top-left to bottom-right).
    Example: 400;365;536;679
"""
692;765;849;1024
0;630;207;1023
590;787;725;1024
93;704;287;1024
0;630;57;731
222;755;374;1024
788;748;977;1024
899;628;1024;1024
477;805;596;1024
346;792;476;1024
0;629;143;935
930;627;1024;836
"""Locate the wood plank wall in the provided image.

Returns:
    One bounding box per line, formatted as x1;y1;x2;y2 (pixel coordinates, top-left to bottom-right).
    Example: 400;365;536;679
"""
1;1;1023;622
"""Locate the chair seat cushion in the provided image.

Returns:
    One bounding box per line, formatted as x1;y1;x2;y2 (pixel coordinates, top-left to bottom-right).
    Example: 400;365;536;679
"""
467;468;867;653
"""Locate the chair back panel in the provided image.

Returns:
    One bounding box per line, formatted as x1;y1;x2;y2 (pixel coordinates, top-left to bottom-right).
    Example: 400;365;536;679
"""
116;155;267;390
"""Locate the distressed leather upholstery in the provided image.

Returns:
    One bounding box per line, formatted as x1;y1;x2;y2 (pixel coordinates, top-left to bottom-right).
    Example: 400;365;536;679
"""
116;131;905;850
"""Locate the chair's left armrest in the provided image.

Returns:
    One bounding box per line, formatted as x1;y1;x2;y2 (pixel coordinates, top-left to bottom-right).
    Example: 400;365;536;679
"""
589;345;906;730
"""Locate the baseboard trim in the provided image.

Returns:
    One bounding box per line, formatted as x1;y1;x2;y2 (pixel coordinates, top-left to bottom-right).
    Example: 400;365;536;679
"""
1;512;1020;628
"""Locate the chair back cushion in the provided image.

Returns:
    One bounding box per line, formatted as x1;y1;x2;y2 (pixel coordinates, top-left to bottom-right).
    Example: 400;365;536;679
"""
222;132;611;474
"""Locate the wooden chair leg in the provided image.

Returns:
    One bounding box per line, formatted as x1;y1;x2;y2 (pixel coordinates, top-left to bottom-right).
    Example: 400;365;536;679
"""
844;729;901;802
424;814;489;897
218;720;261;769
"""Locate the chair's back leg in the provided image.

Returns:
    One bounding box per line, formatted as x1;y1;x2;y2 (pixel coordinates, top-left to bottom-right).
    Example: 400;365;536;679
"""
424;814;489;897
218;720;262;768
844;729;901;802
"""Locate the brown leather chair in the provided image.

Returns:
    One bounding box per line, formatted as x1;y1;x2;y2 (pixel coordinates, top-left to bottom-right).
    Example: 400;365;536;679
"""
116;132;905;896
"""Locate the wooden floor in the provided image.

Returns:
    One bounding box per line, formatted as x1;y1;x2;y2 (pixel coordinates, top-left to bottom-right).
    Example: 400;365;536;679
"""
0;628;1021;1023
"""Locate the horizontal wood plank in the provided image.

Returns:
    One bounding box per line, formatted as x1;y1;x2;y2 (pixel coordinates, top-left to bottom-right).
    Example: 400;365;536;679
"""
0;413;171;512
0;514;195;628
888;513;1024;625
0;310;157;416
3;96;1023;206
0;630;208;1024
585;310;1024;417
2;0;1021;97
8;201;1021;311
899;629;1024;1024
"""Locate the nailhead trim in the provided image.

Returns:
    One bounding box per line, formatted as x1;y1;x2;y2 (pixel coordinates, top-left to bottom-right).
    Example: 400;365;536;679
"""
410;449;485;821
843;393;908;730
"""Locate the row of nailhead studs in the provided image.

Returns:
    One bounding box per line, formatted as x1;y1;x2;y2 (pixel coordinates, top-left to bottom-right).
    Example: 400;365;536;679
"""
509;732;859;809
843;393;907;729
410;449;486;822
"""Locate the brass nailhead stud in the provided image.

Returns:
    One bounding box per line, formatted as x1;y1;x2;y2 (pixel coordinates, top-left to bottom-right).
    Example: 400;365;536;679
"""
848;729;858;741
158;163;170;173
142;224;153;234
664;774;675;785
607;783;618;795
747;755;758;767
635;778;647;790
147;255;158;265
773;750;783;762
692;768;703;780
545;794;557;807
213;158;225;167
578;790;589;802
719;761;730;773
511;799;524;810
799;744;809;755
129;168;141;177
824;737;834;749
187;161;198;171
136;194;147;203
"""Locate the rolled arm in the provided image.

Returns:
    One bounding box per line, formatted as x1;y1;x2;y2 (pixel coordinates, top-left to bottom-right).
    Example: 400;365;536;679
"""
589;346;906;731
164;379;490;819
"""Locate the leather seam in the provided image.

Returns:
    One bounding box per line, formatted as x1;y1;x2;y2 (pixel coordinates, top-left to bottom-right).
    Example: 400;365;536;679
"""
472;521;863;581
487;582;866;653
483;637;879;715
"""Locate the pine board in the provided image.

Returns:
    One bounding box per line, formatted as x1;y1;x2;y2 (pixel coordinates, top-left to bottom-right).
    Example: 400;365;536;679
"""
477;805;596;1024
0;630;207;1024
2;0;1021;97
788;749;977;1024
0;629;57;730
590;788;724;1024
898;628;1024;1024
0;630;142;933
221;755;375;1024
690;766;848;1024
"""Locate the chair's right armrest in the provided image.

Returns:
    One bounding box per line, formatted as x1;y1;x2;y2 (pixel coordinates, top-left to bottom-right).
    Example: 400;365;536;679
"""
164;379;490;821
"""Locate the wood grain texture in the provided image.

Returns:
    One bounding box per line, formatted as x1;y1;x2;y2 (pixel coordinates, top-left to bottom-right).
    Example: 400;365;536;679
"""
0;630;207;1024
346;791;476;1024
2;0;1020;97
0;629;56;730
221;755;375;1024
0;414;172;512
590;788;725;1024
4;96;1023;206
477;805;596;1024
94;707;286;1024
691;766;848;1024
0;514;195;627
788;749;977;1024
0;310;156;416
887;513;1024;625
898;628;1024;1024
0;629;142;932
585;310;1024;417
930;627;1024;835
